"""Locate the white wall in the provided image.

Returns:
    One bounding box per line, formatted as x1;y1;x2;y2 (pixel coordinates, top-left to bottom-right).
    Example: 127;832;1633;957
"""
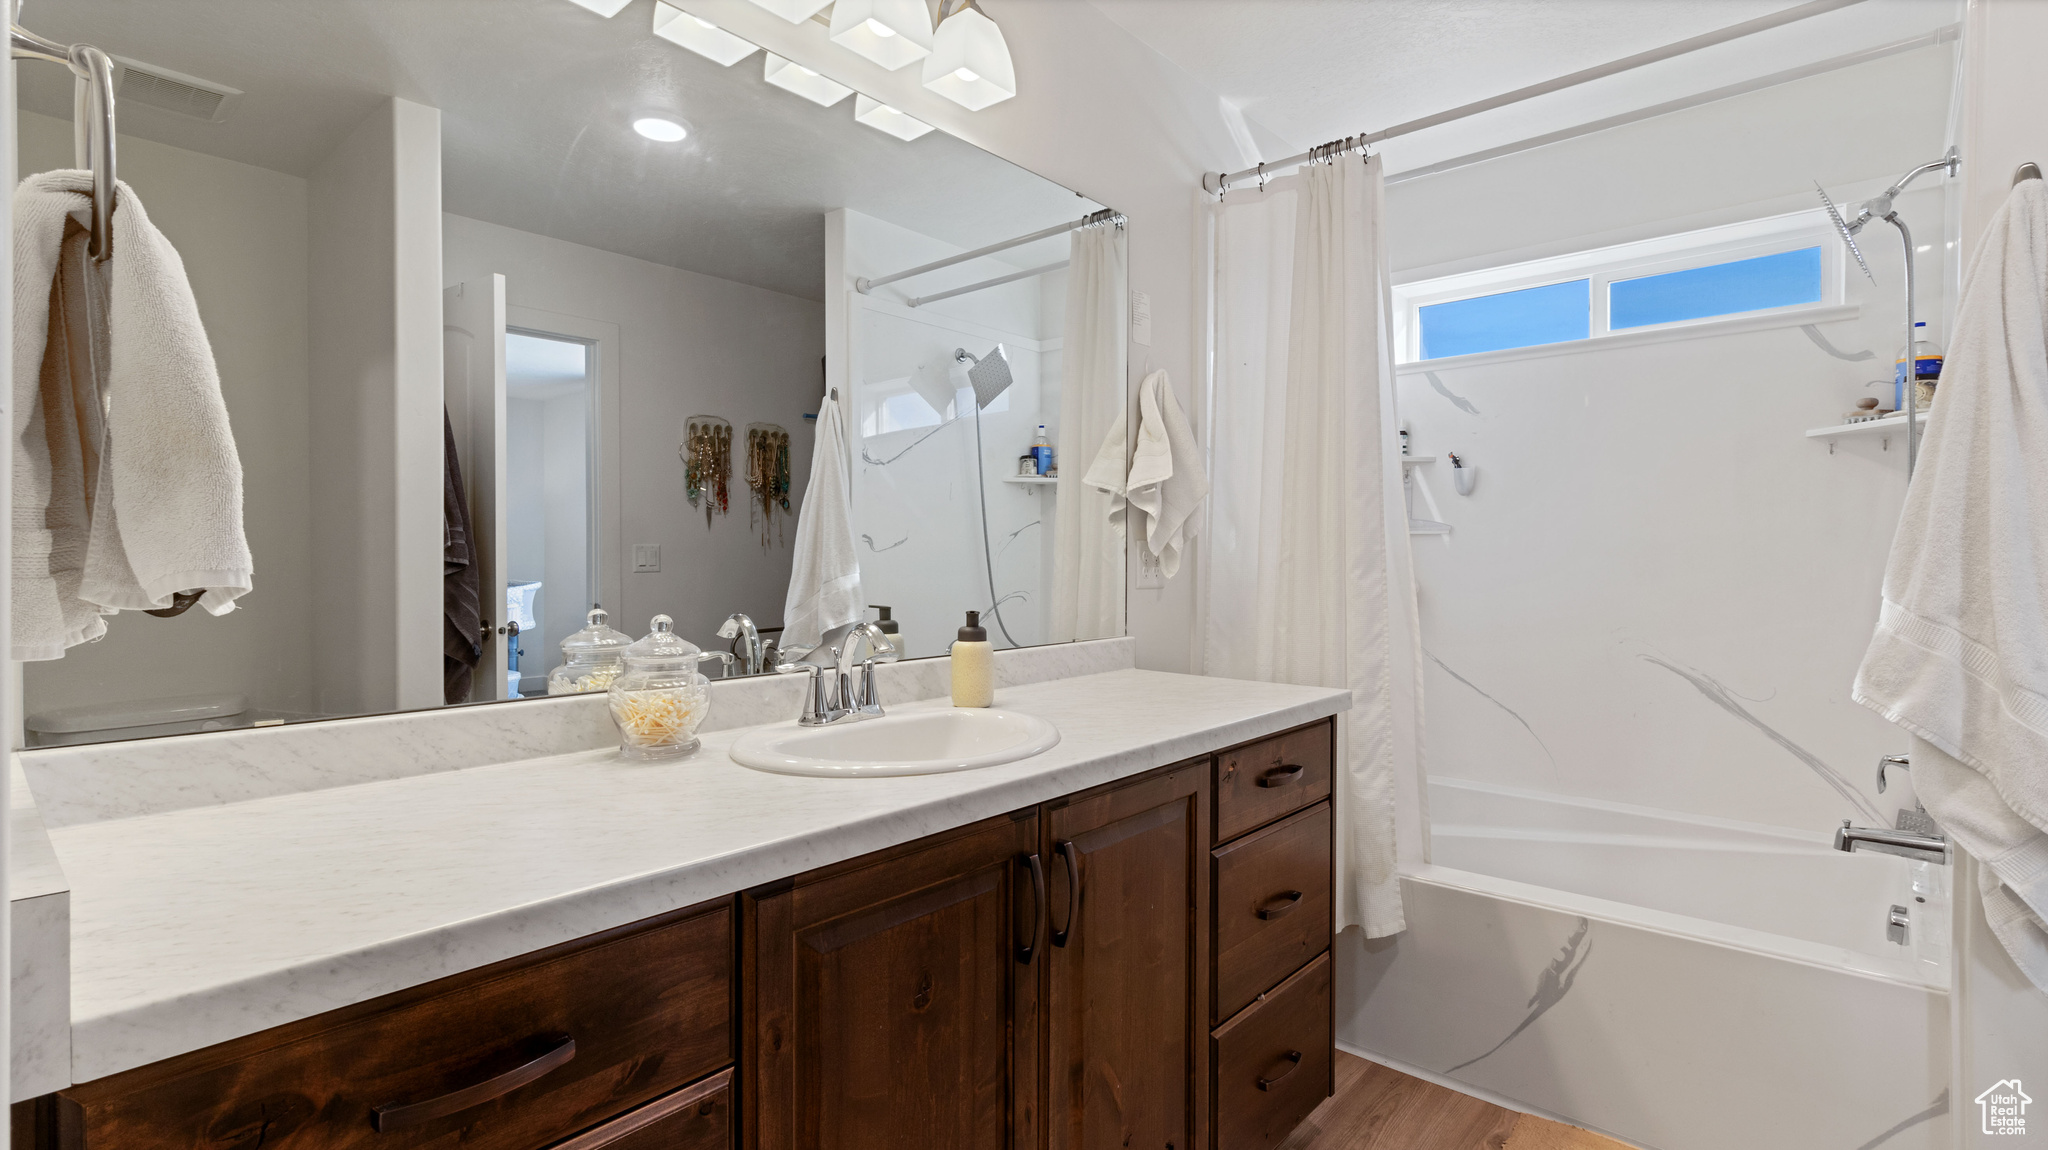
674;0;1282;673
307;98;444;717
16;113;316;723
832;209;1060;659
442;213;821;657
1389;46;1957;835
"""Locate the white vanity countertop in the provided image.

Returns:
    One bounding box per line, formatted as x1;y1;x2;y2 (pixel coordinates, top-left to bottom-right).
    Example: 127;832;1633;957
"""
47;668;1348;1083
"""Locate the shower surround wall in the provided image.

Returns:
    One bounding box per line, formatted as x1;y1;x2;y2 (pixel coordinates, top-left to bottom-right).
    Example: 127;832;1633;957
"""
827;208;1064;659
1338;40;1962;1150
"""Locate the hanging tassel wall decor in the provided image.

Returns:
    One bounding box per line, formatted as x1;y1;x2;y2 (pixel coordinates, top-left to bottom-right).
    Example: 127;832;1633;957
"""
745;423;791;547
682;416;732;527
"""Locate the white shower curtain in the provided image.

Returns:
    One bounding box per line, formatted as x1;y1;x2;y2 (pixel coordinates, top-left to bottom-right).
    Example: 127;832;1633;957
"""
1200;152;1421;937
1048;222;1128;642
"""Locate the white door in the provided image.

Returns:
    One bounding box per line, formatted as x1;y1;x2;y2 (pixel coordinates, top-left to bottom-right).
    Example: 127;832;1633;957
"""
443;276;509;701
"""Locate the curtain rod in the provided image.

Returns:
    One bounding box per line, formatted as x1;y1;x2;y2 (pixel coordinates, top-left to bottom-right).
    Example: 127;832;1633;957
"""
855;209;1120;295
1201;0;1866;193
909;260;1069;308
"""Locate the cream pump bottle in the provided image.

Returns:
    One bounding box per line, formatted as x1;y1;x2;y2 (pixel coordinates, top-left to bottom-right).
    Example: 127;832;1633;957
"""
951;611;993;707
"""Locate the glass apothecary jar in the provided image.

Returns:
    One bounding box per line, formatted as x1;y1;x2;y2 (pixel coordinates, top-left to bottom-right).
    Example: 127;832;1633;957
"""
547;606;633;696
607;615;717;760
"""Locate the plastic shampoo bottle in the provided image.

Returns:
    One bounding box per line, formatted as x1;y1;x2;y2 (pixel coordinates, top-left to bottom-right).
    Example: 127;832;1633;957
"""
951;611;993;708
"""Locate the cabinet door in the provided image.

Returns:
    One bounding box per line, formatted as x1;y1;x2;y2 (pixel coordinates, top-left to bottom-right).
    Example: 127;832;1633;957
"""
745;811;1043;1150
1045;761;1208;1150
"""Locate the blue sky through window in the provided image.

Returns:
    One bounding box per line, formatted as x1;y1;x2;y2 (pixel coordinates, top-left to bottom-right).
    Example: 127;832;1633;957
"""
1609;247;1822;330
1419;280;1590;359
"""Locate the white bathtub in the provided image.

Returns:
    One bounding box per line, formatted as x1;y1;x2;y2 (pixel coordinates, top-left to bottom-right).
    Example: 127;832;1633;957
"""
1339;778;1952;1150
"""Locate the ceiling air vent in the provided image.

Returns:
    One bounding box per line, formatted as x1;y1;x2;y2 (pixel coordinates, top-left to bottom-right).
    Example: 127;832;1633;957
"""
112;58;243;123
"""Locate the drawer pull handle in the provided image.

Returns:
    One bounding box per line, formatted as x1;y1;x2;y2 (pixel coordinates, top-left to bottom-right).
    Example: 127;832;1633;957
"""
1052;840;1080;948
372;1034;576;1131
1257;764;1305;788
1019;852;1046;964
1256;1050;1304;1092
1255;891;1303;920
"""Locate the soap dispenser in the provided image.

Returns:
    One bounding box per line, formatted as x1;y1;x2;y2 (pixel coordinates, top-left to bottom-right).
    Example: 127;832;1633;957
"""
951;611;993;708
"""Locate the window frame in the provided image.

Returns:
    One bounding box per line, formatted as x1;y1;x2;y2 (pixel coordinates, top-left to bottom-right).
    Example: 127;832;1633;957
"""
1394;210;1848;365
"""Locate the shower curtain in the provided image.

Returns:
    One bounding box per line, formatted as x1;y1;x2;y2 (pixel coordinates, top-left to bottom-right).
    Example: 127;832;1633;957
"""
1047;222;1128;643
1199;152;1421;937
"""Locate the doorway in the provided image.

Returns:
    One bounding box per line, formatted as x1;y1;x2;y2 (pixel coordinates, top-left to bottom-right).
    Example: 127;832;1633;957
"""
504;328;596;696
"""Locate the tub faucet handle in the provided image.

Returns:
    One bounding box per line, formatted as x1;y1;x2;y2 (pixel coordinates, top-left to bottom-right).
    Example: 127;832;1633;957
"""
1877;753;1911;793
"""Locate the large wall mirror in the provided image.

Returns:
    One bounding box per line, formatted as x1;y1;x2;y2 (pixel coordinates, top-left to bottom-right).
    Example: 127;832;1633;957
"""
15;0;1127;747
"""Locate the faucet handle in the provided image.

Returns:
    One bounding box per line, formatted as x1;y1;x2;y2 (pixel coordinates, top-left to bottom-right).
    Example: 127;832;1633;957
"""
1878;753;1911;793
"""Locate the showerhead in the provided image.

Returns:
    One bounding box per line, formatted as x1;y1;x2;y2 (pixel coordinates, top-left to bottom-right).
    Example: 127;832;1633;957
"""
955;345;1014;410
1816;181;1875;283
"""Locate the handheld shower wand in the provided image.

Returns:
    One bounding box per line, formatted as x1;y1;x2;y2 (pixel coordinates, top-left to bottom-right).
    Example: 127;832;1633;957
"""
1814;147;1958;474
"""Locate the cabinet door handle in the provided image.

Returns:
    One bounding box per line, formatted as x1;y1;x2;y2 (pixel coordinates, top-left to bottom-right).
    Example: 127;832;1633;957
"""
1019;852;1046;964
1051;839;1080;948
1255;890;1303;921
372;1034;576;1131
1257;764;1305;788
1256;1050;1304;1092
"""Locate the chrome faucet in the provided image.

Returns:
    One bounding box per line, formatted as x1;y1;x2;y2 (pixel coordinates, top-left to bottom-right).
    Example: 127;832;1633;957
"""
774;621;898;726
1836;752;1949;864
718;613;765;676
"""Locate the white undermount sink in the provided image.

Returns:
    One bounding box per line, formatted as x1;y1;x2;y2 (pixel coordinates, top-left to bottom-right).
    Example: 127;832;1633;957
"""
729;707;1060;778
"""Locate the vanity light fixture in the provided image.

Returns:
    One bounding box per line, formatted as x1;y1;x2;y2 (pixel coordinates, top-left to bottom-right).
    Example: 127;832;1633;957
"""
743;0;832;23
854;95;935;141
922;0;1015;110
829;0;933;72
764;53;853;107
651;2;761;66
633;117;689;142
562;0;633;15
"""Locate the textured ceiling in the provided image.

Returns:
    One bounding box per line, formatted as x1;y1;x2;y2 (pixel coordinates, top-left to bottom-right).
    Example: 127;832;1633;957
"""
1087;0;1963;174
16;0;1099;300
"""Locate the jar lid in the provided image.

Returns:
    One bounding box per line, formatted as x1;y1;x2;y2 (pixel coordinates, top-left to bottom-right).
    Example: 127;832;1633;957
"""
623;614;704;669
561;606;634;657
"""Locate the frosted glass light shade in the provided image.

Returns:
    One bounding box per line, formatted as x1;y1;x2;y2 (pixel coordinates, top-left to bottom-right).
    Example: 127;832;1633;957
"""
744;0;832;22
829;0;933;71
854;95;935;141
764;53;854;107
651;3;760;66
563;0;633;15
922;7;1015;110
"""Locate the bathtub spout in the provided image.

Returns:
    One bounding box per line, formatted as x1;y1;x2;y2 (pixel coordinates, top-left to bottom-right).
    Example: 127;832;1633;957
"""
1835;819;1949;865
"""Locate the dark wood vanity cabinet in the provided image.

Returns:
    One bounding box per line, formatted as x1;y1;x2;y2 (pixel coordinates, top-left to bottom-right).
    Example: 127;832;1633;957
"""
20;717;1337;1150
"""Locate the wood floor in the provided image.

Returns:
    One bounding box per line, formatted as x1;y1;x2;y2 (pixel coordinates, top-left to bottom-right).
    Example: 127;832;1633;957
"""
1278;1052;1633;1150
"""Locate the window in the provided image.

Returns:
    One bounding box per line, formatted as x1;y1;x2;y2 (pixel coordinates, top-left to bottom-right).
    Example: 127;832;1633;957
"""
1608;247;1822;330
1394;212;1845;364
1420;280;1590;360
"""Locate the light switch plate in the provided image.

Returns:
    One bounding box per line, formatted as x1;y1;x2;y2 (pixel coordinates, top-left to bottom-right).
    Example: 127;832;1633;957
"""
632;544;660;573
1134;544;1165;590
1130;289;1152;347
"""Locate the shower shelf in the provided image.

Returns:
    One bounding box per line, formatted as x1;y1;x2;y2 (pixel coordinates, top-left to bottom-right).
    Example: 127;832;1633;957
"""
1401;455;1436;465
1805;411;1928;441
1003;475;1057;488
1409;519;1452;535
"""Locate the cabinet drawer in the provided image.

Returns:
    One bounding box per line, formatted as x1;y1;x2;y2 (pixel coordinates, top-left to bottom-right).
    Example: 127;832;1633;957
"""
60;900;734;1150
553;1070;731;1150
1211;953;1331;1150
1213;802;1331;1022
1215;721;1332;843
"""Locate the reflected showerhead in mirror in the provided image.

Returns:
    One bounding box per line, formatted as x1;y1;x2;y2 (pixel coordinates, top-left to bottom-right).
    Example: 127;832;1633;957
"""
955;346;1013;410
1815;180;1874;283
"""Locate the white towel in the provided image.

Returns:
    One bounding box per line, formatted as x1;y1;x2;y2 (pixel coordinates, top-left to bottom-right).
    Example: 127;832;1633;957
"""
1852;178;2048;988
782;391;864;653
1125;370;1209;579
13;171;251;660
1081;408;1128;538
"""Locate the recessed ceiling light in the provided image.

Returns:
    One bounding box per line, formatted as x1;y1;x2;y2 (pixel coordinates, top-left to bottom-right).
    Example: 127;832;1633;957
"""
561;0;633;16
764;53;853;107
855;95;935;142
651;1;760;66
923;1;1015;110
744;0;832;22
829;0;933;71
633;117;689;142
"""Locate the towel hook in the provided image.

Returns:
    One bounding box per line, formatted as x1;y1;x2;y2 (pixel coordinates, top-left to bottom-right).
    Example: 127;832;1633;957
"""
2017;162;2043;187
11;25;117;261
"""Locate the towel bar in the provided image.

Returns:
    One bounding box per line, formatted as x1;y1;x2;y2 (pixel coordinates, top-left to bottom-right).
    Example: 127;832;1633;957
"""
10;24;116;262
